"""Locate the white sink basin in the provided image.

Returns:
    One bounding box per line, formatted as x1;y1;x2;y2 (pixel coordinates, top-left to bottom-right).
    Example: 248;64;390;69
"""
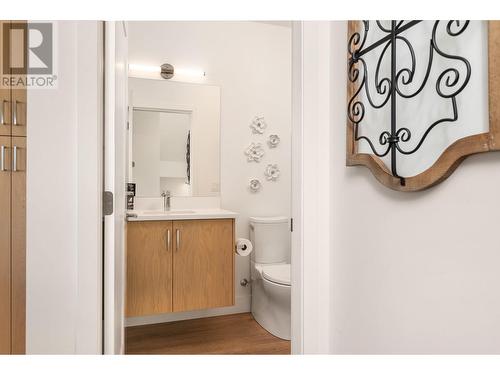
141;210;195;215
127;208;238;221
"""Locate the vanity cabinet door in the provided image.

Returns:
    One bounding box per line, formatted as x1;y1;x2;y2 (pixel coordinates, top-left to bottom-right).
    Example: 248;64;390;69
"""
126;221;173;317
0;136;11;354
0;21;11;137
10;21;27;137
172;219;234;312
10;136;25;353
11;87;26;137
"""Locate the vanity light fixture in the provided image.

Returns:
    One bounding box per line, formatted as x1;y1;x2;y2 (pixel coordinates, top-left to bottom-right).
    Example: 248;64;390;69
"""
128;63;206;80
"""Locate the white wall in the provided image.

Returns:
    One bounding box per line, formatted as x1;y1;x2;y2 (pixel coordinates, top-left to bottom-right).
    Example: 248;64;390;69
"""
327;21;500;354
27;21;102;354
128;21;292;321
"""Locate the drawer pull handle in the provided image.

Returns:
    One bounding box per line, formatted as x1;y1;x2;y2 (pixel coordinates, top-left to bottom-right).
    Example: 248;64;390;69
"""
0;145;6;171
13;100;19;126
166;229;171;251
13;146;17;172
0;100;7;125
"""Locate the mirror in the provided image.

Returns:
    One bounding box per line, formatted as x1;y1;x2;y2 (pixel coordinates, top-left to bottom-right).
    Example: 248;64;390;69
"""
127;78;221;197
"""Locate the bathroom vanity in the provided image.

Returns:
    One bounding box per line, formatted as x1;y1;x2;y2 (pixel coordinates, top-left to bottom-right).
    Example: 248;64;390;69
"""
125;77;235;318
126;209;237;317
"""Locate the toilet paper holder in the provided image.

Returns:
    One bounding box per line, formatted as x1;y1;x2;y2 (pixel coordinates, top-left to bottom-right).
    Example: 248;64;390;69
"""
237;243;248;251
235;238;253;257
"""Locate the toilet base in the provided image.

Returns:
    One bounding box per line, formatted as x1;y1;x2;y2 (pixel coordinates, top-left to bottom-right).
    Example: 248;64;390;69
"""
251;278;291;341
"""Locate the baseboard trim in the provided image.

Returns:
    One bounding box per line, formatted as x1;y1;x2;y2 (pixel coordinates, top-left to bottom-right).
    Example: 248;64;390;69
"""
125;295;251;327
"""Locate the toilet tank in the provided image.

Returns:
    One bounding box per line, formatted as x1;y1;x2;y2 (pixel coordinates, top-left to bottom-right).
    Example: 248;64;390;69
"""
249;216;290;264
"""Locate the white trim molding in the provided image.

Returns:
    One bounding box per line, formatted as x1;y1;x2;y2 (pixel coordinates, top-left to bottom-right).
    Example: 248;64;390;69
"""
292;21;333;354
291;20;304;355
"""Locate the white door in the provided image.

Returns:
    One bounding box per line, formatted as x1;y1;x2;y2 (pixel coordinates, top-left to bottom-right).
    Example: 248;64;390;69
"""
104;21;128;355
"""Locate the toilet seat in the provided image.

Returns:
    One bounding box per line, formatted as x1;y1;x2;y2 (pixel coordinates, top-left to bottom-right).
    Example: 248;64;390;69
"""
262;264;291;286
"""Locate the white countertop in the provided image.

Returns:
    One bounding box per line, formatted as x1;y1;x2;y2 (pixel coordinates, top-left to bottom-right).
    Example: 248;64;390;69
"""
126;208;238;221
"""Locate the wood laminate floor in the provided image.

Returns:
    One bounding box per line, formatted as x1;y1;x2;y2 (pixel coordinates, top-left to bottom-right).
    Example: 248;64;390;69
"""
125;313;291;355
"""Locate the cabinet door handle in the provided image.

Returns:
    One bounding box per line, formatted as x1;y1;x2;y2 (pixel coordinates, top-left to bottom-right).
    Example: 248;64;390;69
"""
13;100;18;126
12;146;17;172
0;100;7;125
0;145;6;171
166;229;171;251
176;229;180;251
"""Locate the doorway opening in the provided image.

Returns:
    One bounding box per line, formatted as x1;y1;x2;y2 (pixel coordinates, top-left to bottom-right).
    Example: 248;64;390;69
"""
104;20;296;355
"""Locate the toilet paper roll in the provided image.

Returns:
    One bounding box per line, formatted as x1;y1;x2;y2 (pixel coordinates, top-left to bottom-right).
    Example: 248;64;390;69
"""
235;238;253;256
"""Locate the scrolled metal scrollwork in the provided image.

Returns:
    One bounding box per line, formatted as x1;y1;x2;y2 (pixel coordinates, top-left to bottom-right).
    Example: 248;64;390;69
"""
347;20;472;181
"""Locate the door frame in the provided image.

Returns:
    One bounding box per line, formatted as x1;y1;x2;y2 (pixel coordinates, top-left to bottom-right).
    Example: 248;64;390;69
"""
103;20;325;355
291;21;333;354
103;21;128;355
291;20;304;354
103;20;118;355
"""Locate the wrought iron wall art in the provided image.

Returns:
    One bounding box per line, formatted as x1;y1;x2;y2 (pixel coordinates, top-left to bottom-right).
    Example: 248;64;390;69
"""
346;20;500;191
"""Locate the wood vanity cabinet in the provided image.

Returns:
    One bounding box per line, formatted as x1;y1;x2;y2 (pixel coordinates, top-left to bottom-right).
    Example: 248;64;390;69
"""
126;219;235;317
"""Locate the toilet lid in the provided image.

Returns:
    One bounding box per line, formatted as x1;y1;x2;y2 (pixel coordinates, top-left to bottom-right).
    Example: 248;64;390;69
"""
262;264;291;286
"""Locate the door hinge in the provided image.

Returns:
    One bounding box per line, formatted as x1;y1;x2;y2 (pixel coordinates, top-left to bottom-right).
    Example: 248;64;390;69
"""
290;218;294;232
103;191;114;216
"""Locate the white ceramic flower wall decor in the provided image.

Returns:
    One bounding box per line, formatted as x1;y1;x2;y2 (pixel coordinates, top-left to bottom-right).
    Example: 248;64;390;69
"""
245;142;265;162
250;116;267;134
264;164;280;181
267;134;280;148
249;179;262;192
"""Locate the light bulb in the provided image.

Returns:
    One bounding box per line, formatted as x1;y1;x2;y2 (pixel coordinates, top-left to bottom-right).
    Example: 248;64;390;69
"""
128;64;161;73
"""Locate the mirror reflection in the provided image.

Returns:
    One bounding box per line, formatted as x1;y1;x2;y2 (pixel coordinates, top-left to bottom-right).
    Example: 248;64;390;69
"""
132;109;192;196
127;78;221;197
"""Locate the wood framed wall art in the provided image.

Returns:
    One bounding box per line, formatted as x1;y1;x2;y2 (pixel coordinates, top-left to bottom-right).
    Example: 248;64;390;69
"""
346;20;500;191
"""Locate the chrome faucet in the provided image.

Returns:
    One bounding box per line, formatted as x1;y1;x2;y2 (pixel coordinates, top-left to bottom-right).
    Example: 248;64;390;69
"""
161;190;171;211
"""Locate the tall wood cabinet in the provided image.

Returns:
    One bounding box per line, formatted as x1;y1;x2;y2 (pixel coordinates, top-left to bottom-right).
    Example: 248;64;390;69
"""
126;219;235;317
0;20;27;355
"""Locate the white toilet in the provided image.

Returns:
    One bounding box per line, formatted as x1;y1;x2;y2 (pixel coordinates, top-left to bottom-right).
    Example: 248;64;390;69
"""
250;216;291;340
